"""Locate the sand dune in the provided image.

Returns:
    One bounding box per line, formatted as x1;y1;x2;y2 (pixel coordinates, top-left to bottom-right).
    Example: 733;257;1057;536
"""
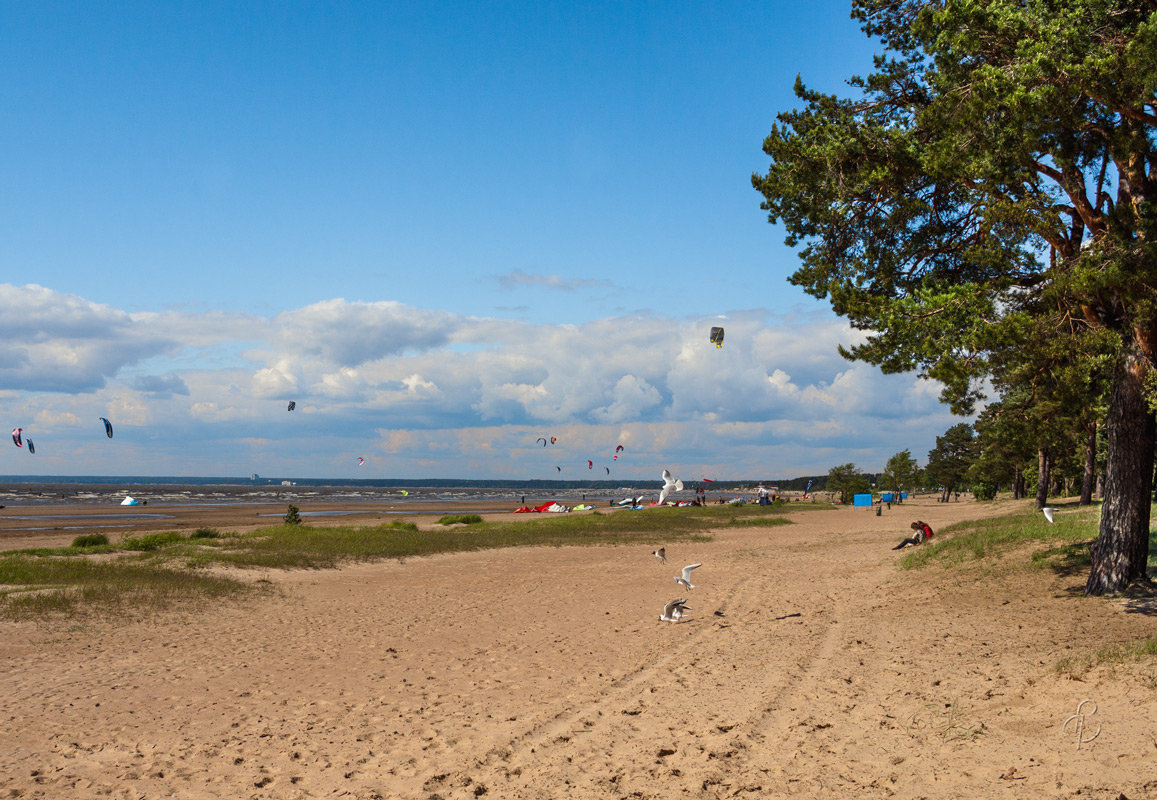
1;497;1154;799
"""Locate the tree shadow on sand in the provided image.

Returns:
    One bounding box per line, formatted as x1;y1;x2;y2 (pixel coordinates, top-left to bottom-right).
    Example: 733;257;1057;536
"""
1121;581;1157;616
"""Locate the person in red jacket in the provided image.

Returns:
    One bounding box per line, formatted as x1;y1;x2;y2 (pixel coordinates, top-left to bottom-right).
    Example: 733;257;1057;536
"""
893;520;934;550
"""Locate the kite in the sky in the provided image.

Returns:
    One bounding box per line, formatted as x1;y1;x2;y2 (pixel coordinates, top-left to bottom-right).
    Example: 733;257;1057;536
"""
27;439;34;455
287;401;296;411
537;437;547;447
357;457;365;466
556;466;561;473
616;445;624;453
101;418;114;438
11;428;22;447
710;326;725;348
550;436;557;445
587;460;593;470
605;467;610;475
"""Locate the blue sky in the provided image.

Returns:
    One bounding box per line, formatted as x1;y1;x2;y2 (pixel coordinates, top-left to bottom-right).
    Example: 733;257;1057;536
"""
1;2;962;481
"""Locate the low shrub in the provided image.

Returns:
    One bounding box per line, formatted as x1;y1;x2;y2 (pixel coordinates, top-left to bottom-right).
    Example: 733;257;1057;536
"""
119;532;184;552
72;533;110;548
727;517;792;528
972;483;997;501
284;504;303;525
438;514;483;525
190;527;220;539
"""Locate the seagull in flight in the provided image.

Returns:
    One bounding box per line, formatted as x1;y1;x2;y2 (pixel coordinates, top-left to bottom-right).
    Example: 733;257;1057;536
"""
652;547;667;563
660;598;690;622
658;469;684;505
1042;507;1056;523
674;563;701;589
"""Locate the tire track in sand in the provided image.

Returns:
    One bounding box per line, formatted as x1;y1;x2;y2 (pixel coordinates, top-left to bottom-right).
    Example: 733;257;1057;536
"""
418;539;852;799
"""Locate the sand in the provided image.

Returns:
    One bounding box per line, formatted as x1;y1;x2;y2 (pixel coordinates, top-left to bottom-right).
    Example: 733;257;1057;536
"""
1;497;1155;799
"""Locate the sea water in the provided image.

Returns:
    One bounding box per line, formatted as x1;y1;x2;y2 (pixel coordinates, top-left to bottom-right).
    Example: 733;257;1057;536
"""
0;475;682;508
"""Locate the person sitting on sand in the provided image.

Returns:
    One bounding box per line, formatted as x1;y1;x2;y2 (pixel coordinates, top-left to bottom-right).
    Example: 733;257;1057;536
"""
893;520;933;550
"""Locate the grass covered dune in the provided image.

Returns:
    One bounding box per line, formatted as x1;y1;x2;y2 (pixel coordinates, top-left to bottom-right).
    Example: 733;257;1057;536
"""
2;496;1156;800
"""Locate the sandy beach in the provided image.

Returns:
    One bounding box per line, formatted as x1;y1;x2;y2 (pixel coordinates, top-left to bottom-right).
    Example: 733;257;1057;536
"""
1;496;1155;799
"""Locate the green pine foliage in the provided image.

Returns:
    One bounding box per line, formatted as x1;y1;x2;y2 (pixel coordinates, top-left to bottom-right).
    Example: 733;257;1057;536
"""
754;0;1157;594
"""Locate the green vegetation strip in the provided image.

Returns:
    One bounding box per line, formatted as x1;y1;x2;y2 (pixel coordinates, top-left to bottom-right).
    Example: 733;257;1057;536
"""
0;504;794;620
0;555;249;620
897;504;1108;572
726;517;793;528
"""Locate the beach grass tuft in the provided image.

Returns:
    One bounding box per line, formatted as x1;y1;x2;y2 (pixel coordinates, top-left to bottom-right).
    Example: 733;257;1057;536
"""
1055;636;1157;679
71;533;110;548
119;531;185;552
0;553;252;620
438;514;483;525
726;517;793;528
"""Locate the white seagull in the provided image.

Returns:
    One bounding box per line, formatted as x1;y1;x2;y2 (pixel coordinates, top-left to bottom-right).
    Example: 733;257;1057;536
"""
1042;507;1056;523
660;598;690;622
674;563;701;588
658;469;684;505
652;547;667;563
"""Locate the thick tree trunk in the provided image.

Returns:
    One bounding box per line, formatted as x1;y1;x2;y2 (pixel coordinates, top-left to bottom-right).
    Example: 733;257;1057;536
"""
1035;448;1050;510
1086;345;1154;595
1080;420;1096;506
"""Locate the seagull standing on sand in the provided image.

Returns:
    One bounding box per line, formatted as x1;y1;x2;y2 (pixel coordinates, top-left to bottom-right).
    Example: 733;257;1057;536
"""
653;547;667;563
658;469;684;505
660;599;690;622
675;563;701;589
